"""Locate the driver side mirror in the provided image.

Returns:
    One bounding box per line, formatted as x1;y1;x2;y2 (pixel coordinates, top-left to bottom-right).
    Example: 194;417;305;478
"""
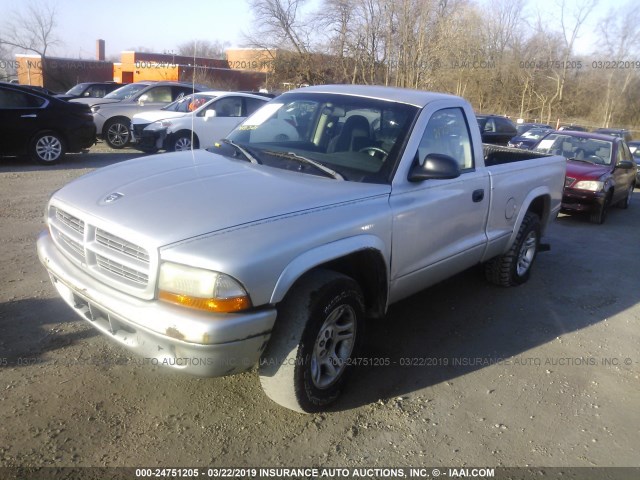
138;94;149;105
408;153;461;182
616;160;634;170
204;109;216;121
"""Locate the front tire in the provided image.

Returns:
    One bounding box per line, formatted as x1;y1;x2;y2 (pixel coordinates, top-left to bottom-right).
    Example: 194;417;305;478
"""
485;212;540;287
30;131;65;165
616;184;633;209
258;270;365;413
590;191;612;224
170;132;199;151
104;118;131;149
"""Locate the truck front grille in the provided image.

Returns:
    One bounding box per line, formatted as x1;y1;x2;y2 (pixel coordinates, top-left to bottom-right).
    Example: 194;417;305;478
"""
48;206;155;298
96;229;150;263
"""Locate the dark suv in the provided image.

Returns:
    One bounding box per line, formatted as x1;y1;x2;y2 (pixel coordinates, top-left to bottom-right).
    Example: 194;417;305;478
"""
0;82;96;165
476;114;517;145
56;82;124;101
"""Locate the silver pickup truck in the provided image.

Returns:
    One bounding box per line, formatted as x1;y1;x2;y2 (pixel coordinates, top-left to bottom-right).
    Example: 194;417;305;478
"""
38;85;565;413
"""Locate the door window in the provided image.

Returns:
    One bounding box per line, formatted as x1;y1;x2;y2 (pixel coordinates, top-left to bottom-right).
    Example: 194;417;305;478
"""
213;97;243;117
142;86;172;102
245;97;268;115
0;89;45;108
417;108;474;170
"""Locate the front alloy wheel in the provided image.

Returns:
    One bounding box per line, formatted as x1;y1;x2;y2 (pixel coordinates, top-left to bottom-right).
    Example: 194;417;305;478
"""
104;119;130;149
171;132;199;152
310;303;356;389
258;270;365;413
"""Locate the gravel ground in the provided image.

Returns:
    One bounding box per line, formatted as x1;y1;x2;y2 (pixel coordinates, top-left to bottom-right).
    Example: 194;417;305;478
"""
1;143;639;474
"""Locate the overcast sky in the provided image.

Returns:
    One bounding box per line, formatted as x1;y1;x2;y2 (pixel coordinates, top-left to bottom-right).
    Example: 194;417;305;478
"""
0;0;617;60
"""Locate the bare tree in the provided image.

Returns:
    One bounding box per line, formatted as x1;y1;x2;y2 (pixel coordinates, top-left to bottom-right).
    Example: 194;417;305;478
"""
595;1;640;127
541;0;598;123
177;40;229;59
0;1;62;86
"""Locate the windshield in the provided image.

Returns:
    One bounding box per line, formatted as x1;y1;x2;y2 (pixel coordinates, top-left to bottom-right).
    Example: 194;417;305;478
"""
66;84;87;95
103;83;148;100
533;134;613;165
521;128;550;139
162;93;216;112
222;93;418;184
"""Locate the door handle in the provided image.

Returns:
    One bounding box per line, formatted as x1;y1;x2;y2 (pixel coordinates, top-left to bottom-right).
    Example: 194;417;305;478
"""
472;189;484;202
21;114;37;118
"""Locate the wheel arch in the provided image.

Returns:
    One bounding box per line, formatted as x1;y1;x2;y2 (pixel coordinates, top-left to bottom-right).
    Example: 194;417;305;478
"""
102;115;130;134
270;236;389;319
507;188;551;249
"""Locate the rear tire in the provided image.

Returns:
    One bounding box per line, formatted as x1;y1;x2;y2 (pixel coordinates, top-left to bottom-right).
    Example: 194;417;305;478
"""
258;270;365;413
29;131;65;165
485;212;540;287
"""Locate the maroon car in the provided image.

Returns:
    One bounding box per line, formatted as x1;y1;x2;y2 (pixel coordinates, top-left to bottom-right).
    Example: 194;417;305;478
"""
532;131;636;224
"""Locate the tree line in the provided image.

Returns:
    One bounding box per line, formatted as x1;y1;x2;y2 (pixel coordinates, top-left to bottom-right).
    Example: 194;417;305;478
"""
245;0;640;131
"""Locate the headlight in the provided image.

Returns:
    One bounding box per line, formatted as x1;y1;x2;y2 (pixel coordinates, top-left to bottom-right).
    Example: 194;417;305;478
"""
158;262;252;313
573;180;604;192
90;105;100;113
146;120;172;131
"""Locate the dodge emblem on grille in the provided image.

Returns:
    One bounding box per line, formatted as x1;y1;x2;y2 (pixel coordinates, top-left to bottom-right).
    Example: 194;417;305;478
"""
104;192;124;203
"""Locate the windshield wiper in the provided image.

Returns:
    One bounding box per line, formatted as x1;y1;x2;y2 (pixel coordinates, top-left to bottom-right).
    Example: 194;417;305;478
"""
221;139;261;164
262;150;345;180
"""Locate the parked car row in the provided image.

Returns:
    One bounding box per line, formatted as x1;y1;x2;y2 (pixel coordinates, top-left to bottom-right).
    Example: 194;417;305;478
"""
0;80;275;163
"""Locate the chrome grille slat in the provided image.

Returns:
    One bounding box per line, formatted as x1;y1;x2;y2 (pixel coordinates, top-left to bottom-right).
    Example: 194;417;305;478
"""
95;254;148;285
55;208;85;234
96;229;150;263
58;231;86;260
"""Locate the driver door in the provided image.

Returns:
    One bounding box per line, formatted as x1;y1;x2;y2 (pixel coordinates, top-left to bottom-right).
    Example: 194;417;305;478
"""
389;106;490;303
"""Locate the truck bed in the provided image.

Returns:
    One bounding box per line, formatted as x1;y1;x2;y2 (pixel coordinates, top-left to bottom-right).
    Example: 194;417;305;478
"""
483;144;551;167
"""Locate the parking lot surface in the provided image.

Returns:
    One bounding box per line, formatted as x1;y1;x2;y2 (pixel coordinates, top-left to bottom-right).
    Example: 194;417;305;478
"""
1;144;639;469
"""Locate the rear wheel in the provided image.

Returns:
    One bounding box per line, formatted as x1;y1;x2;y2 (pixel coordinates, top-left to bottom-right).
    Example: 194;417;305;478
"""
29;131;65;165
258;270;365;413
485;212;540;287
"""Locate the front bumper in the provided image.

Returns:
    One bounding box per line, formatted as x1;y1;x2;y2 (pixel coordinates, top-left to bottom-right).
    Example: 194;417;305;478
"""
132;128;166;152
37;231;277;377
561;188;606;213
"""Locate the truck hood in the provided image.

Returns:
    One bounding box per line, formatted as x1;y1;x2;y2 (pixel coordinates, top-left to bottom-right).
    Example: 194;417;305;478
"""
52;150;390;248
131;110;187;125
566;160;610;181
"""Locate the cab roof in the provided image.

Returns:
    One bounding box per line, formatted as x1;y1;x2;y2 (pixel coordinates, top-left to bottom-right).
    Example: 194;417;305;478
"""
289;84;463;108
